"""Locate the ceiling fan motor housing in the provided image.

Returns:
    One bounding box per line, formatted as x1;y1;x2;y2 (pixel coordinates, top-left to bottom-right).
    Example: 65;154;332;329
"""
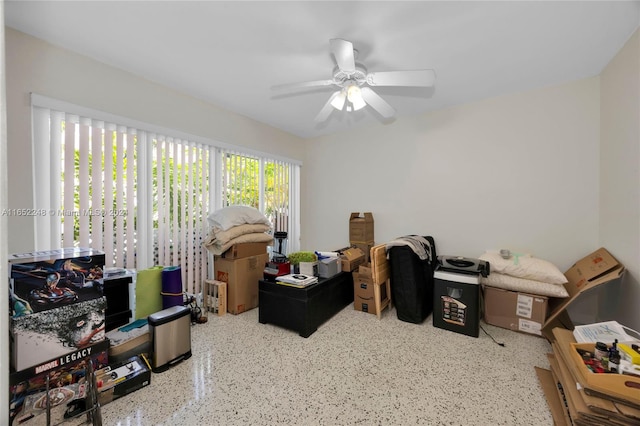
333;66;367;87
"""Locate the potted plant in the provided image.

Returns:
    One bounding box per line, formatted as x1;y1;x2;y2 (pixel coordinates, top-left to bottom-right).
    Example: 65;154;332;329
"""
288;251;318;275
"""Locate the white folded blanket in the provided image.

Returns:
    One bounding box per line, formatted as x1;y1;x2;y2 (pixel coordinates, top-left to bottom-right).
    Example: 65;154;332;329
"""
203;223;272;247
203;232;273;255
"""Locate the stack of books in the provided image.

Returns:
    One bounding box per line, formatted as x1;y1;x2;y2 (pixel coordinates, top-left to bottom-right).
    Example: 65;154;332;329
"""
276;274;318;288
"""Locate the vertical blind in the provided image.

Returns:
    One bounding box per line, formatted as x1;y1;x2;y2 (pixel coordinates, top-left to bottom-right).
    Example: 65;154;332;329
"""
153;135;212;295
33;110;139;268
31;95;301;296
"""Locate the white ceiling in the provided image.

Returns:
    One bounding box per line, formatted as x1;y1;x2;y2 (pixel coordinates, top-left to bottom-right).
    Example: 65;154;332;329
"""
5;1;640;139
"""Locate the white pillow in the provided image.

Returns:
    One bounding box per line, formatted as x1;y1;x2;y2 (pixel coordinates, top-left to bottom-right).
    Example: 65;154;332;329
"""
479;251;567;285
207;205;271;231
481;273;569;298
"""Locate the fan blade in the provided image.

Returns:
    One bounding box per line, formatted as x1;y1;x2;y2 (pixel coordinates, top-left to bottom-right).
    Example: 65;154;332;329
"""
360;87;396;119
271;80;335;91
366;70;436;87
314;91;342;123
330;39;355;73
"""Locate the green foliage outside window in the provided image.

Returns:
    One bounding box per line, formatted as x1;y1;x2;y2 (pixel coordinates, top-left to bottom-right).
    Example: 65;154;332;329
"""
62;128;291;245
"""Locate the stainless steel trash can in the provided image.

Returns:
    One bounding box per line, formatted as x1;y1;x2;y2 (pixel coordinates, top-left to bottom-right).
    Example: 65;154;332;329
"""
148;305;192;373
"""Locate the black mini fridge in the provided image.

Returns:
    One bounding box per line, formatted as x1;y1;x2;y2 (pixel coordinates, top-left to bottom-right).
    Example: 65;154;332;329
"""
432;256;489;338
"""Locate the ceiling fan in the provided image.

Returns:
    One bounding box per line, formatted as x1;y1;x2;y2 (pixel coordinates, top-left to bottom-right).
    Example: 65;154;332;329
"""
272;38;436;123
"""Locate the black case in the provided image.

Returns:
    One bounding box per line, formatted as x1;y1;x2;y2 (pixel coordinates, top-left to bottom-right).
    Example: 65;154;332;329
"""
388;236;436;324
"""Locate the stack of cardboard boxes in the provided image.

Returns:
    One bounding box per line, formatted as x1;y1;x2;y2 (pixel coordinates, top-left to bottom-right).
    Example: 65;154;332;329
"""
530;248;637;424
346;214;392;318
213;242;270;314
539;326;640;425
352;244;390;317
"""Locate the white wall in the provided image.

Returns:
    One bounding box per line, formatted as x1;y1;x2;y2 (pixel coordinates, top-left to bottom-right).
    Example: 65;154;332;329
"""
303;78;601;272
5;28;305;253
600;28;640;331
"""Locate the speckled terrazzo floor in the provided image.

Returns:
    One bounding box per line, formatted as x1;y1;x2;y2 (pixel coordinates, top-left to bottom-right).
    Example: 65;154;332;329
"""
98;306;554;425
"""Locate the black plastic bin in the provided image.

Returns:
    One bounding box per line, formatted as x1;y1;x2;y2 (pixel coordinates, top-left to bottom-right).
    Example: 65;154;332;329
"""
388;236;436;324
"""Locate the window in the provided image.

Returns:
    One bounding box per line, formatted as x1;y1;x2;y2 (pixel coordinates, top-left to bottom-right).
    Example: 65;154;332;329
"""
220;149;299;235
31;94;301;294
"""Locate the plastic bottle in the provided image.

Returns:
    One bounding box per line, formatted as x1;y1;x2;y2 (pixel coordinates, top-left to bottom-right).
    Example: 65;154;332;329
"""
609;339;621;373
594;342;608;361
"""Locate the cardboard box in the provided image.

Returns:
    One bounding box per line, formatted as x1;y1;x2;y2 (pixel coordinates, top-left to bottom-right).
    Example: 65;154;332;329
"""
349;212;374;243
538;328;640;425
356;263;373;277
340;247;365;272
217;242;270;259
353;273;387;301
353;269;374;297
353;285;388;315
9;248;105;317
534;367;569;426
11;297;107;371
354;296;383;315
318;257;341;278
569;341;640;403
351;241;374;262
483;286;548;336
553;327;640;406
542;247;625;340
96;355;152;405
214;253;269;314
352;268;390;316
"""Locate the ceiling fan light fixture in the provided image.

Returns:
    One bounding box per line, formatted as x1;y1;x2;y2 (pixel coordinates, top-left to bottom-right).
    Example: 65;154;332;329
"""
330;90;347;110
347;85;366;111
